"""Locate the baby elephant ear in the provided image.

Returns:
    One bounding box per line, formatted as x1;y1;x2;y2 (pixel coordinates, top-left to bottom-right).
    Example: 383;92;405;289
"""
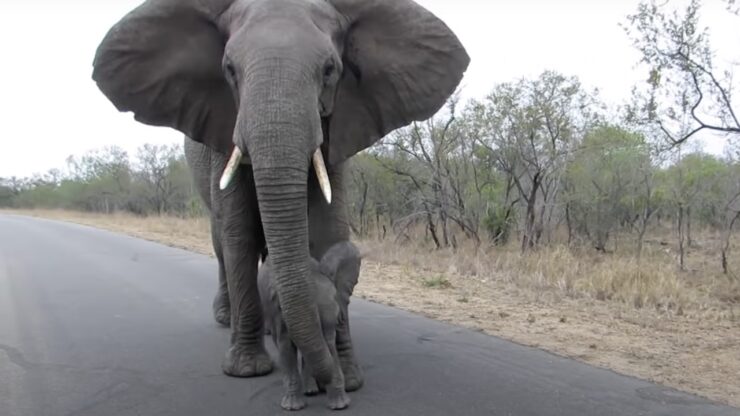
327;0;470;164
92;0;237;155
319;242;361;309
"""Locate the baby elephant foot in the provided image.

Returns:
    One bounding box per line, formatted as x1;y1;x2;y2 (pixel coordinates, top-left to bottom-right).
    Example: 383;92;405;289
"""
222;345;273;377
212;290;230;327
281;393;307;411
326;387;351;411
303;376;320;396
341;360;364;392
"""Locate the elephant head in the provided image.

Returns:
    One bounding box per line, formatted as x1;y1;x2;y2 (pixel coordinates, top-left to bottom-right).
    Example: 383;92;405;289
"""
92;0;469;380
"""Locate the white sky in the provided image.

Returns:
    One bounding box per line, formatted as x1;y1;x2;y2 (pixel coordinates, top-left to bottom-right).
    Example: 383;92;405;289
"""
1;0;738;178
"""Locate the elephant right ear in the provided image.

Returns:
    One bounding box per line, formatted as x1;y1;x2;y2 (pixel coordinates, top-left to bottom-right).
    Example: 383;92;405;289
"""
92;0;236;155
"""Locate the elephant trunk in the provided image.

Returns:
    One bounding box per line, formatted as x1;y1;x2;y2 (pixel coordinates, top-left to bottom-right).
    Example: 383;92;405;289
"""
238;68;334;384
251;162;333;383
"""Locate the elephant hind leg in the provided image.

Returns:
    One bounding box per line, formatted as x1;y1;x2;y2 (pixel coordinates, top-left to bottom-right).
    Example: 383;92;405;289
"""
301;357;320;396
211;220;231;327
184;137;231;328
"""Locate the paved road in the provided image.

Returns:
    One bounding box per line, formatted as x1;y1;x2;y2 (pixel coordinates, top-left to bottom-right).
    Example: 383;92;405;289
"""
0;214;737;416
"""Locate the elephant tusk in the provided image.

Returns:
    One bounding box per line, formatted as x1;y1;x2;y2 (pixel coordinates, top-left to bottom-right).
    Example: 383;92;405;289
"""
219;147;243;190
313;149;332;204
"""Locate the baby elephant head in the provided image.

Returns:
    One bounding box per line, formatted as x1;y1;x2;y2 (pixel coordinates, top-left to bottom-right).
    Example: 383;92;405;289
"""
318;241;362;318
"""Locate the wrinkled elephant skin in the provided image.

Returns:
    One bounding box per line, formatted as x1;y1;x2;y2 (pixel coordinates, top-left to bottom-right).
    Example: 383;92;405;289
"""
92;0;469;387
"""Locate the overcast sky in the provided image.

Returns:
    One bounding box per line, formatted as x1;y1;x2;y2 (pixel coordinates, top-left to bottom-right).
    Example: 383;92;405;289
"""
1;0;738;178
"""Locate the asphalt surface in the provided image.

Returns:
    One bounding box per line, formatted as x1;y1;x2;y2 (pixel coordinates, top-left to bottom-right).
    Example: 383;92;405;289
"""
0;214;737;416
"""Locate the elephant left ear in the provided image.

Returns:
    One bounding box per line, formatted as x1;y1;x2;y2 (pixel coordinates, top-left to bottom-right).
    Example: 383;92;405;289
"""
326;0;470;165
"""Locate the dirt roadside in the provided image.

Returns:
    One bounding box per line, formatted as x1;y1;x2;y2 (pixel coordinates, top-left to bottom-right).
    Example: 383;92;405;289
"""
4;209;738;407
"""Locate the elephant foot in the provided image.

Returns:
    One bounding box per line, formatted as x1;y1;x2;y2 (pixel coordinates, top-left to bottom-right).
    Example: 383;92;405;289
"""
326;387;351;410
281;393;307;411
222;345;273;377
341;359;364;392
303;376;319;396
212;289;230;327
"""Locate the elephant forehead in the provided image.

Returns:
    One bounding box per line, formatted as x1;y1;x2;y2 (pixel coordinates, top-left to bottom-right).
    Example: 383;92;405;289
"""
227;0;343;33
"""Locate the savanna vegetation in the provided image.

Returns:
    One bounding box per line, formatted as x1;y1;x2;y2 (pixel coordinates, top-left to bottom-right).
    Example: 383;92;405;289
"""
2;0;739;405
4;1;739;278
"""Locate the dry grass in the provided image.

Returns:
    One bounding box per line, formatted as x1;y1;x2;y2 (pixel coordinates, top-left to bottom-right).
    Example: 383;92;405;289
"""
363;237;739;320
3;209;214;254
4;208;739;407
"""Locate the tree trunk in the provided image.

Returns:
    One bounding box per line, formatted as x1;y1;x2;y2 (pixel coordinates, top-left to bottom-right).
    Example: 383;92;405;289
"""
721;210;740;275
566;201;574;246
686;206;692;247
521;173;541;252
677;204;686;271
357;179;368;237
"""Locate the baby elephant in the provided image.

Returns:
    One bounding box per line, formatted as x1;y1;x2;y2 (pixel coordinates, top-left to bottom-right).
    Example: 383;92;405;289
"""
258;242;359;411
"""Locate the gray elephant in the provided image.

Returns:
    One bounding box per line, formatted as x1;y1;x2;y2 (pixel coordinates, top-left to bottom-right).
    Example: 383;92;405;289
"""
92;0;469;390
258;241;361;410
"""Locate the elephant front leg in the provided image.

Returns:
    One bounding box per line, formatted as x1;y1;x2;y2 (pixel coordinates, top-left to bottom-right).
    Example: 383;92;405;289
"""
323;326;350;410
278;331;307;411
214;168;272;378
221;246;272;377
336;315;363;392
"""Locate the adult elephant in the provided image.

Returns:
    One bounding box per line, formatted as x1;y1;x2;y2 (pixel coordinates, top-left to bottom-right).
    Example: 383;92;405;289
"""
92;0;469;390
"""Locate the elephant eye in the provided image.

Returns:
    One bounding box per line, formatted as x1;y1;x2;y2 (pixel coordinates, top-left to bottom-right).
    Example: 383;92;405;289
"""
224;61;238;85
323;61;336;85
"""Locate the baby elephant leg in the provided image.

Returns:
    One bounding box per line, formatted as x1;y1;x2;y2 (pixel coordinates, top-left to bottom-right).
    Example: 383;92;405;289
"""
336;315;362;392
320;241;363;392
301;356;320;396
323;328;350;410
277;333;306;411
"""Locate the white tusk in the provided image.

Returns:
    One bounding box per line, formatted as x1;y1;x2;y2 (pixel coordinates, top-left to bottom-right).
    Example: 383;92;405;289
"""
219;147;243;190
313;149;332;204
